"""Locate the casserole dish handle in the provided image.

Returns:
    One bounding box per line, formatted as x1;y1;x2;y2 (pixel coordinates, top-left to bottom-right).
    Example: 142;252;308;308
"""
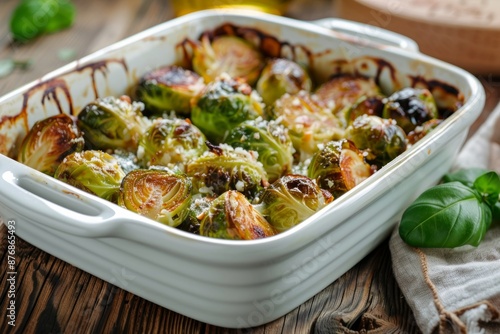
312;18;419;52
0;158;122;238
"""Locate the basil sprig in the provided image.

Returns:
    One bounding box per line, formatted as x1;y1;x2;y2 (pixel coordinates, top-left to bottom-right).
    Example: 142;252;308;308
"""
9;0;76;43
399;168;500;248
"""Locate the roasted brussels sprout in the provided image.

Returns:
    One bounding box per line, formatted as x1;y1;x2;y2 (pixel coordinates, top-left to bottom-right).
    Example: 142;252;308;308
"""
77;96;149;152
186;143;268;200
308;139;372;198
224;118;294;183
260;174;331;232
118;167;192;227
177;194;216;235
134;65;205;116
343;95;385;126
200;190;275;240
345;115;407;168
137;117;207;170
382;87;439;133
270;90;343;162
54;150;126;203
314;74;382;117
191;74;264;143
407;118;444;146
18;114;84;176
256;58;312;106
192;34;264;86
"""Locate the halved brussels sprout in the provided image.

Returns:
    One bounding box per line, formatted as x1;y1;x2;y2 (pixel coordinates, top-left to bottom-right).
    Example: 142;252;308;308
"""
186;143;268;200
137;117;207;170
382;87;439;133
345;115;407;168
200;190;275;240
54;150;126;203
191;74;264;143
18;113;84;176
314;74;382;119
192;34;264;85
134;65;205;116
260;174;331;232
270;90;343;162
77;96;150;152
308;139;372;198
256;58;312;106
407;118;443;146
177;194;216;235
224;118;294;183
118;167;192;227
343;95;385;126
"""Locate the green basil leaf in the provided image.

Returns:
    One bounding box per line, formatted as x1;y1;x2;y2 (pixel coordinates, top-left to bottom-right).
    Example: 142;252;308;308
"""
9;0;76;42
399;182;492;248
442;168;490;188
473;171;500;207
493;201;500;224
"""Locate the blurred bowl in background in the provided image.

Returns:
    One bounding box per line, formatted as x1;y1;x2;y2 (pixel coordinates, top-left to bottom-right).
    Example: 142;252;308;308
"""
335;0;500;75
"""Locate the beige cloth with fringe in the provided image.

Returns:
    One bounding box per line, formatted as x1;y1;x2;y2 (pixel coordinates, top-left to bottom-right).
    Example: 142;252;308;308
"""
389;103;500;334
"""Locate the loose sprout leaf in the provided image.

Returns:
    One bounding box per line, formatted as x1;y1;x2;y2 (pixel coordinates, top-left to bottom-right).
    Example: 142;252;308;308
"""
58;48;77;62
399;182;492;248
473;171;500;207
0;59;15;78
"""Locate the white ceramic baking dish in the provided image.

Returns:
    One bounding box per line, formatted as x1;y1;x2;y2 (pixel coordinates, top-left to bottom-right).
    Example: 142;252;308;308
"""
0;10;485;328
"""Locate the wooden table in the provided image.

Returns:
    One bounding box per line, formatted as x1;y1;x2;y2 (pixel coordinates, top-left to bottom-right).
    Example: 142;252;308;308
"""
0;1;498;333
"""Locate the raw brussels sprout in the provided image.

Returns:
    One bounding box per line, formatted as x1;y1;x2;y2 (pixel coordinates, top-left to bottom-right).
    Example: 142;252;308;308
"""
256;58;312;106
407;118;443;145
345;115;407;168
118;167;192;227
137;117;207;169
192;34;264;85
54;150;126;203
260;174;331;232
134;65;205;116
191;74;264;143
314;74;382;117
224;118;294;183
18;114;84;176
343;95;385;126
270;90;343;162
308;139;372;198
186;143;268;200
77;96;149;152
382;87;439;133
200;190;275;240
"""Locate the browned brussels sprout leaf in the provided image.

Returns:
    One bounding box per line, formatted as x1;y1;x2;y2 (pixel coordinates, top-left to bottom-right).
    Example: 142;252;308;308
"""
18;113;84;176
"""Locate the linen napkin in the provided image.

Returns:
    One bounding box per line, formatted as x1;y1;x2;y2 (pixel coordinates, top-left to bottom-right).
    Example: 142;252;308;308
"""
389;103;500;334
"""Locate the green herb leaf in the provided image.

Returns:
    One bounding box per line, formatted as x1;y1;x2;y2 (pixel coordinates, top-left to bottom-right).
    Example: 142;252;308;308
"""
10;0;76;43
399;181;492;248
493;201;500;224
473;171;500;208
442;168;490;187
